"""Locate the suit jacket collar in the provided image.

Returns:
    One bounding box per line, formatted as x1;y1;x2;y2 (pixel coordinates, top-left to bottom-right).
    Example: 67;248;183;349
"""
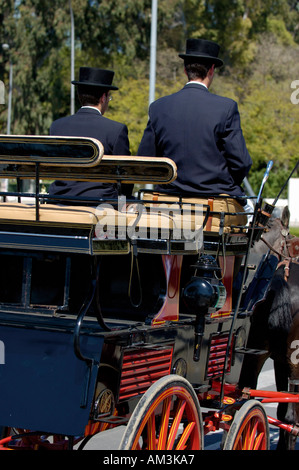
77;107;102;115
183;83;209;92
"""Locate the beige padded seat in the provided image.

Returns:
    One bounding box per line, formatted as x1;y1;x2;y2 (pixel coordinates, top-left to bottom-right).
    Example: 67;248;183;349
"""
141;193;247;233
0;194;246;240
0;202;200;238
0;202;126;228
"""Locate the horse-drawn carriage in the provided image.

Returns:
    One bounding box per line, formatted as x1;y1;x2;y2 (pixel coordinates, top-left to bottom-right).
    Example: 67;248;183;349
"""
0;135;298;450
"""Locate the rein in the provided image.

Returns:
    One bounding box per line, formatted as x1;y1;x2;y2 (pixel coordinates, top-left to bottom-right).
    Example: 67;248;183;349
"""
260;235;286;259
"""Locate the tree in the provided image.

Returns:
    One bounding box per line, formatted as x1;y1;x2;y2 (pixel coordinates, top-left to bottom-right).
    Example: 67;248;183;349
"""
0;0;298;197
0;0;72;134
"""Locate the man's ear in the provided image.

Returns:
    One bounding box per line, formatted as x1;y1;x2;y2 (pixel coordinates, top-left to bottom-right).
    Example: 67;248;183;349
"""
208;64;215;77
99;93;106;104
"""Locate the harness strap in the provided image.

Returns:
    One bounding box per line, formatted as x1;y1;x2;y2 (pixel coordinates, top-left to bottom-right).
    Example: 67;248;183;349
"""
260;235;286;259
261;231;299;282
206;198;214;231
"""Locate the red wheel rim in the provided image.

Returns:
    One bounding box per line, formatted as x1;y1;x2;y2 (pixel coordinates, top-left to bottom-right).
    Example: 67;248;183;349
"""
232;408;268;450
131;385;201;450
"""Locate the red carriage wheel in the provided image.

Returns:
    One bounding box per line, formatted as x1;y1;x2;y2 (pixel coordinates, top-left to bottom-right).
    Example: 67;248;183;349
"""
223;400;269;450
118;375;203;450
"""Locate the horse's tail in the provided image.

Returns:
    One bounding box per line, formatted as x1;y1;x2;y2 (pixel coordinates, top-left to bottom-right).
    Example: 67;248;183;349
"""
267;273;293;359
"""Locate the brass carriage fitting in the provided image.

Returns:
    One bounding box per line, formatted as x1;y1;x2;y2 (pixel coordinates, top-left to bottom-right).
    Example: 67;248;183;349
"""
172;358;187;377
92;387;115;419
291;424;299;437
241;387;251;399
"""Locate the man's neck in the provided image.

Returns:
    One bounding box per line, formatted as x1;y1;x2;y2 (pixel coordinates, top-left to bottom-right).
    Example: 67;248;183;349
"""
81;105;102;114
186;80;208;89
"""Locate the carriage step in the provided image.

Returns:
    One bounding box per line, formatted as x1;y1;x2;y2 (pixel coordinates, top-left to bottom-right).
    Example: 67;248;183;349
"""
235;347;268;356
98;416;129;425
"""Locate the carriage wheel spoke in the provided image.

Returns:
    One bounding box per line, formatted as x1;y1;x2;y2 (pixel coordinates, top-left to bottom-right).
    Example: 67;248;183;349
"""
167;399;186;450
253;431;265;450
157;396;171;450
248;421;258;449
241;420;265;450
147;412;157;450
175;422;196;450
244;422;252;448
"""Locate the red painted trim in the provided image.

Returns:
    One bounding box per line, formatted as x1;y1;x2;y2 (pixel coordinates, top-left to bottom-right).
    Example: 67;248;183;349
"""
119;347;173;401
210;255;235;318
152;255;183;325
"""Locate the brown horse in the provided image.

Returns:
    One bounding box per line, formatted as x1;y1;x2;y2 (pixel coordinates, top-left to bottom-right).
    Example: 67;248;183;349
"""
239;206;299;449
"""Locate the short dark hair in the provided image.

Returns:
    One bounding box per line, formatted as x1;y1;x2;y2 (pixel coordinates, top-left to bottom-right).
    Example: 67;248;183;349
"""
77;84;108;106
184;59;214;81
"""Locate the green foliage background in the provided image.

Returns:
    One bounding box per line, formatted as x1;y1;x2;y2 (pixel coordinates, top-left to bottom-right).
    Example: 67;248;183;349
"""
0;0;298;197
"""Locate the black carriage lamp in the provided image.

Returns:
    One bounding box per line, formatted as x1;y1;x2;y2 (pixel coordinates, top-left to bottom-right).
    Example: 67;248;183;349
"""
182;254;227;362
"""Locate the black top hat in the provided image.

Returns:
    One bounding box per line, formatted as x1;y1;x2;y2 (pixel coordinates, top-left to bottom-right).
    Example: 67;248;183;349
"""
72;67;119;90
179;38;223;67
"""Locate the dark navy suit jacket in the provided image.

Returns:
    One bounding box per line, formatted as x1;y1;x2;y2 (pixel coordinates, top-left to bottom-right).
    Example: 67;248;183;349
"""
49;107;131;202
138;83;252;198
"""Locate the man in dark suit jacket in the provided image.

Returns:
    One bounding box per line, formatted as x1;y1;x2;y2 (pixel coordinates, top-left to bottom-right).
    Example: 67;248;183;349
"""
49;67;131;204
138;39;252;202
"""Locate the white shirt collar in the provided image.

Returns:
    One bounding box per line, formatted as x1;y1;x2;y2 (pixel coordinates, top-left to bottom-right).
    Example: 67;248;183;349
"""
81;106;102;114
186;81;208;89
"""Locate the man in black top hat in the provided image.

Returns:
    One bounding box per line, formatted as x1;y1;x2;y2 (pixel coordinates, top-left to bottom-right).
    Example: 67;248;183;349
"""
138;38;252;201
49;67;132;204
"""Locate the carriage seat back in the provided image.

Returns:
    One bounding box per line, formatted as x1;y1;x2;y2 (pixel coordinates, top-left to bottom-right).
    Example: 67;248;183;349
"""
0;134;177;185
